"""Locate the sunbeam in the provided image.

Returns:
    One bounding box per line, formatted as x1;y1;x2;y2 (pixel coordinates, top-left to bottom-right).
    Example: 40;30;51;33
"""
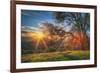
32;31;48;51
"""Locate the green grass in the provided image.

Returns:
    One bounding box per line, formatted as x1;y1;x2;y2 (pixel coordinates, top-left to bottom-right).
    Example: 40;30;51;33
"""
21;50;90;63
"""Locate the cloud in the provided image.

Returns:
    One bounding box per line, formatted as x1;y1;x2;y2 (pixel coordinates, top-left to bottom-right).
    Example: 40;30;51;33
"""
21;26;41;32
21;11;32;17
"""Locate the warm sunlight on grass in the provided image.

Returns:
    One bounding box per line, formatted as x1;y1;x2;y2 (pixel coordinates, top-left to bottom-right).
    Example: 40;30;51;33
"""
22;50;90;62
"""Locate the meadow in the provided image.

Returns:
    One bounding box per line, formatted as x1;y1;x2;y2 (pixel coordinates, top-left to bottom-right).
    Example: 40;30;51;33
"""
21;50;90;62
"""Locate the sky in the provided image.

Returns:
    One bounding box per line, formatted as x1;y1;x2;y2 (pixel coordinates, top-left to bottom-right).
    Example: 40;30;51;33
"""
21;10;55;27
21;10;90;33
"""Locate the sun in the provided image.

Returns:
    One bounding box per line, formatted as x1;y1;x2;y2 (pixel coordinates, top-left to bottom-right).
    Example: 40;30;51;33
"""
33;31;48;50
35;31;46;40
27;31;48;50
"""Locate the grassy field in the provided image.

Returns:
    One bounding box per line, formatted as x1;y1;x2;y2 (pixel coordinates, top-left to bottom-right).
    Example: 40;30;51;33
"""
21;50;90;63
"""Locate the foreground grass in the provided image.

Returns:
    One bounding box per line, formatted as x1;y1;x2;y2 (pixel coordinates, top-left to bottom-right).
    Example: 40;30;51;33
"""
21;50;90;63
